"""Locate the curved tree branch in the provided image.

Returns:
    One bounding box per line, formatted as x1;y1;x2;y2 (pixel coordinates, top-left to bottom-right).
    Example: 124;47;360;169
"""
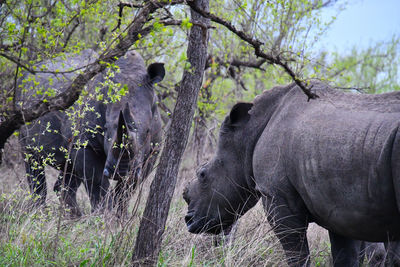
186;0;319;100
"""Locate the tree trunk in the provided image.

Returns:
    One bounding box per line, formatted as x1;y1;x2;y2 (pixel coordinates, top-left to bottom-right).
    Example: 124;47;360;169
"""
131;0;209;265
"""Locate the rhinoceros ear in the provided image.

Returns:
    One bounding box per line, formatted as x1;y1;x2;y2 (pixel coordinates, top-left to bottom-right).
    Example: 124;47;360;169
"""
147;63;165;84
228;102;253;126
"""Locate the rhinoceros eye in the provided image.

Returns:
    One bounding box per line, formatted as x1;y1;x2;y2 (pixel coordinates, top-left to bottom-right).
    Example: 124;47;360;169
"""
197;168;208;185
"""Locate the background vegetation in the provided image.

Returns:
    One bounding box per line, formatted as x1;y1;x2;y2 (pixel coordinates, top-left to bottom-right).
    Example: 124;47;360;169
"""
0;0;399;266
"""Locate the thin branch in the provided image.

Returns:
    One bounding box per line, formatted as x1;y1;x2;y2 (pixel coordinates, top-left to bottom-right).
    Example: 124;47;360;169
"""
204;55;265;92
63;21;80;49
205;55;266;71
187;0;319;100
0;52;36;74
161;19;214;30
231;58;266;69
112;1;144;32
28;0;58;23
329;54;390;78
334;86;370;93
12;1;34;110
0;43;21;51
0;51;111;75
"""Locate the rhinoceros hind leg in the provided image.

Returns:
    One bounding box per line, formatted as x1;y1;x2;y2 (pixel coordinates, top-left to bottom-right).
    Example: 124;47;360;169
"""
329;231;363;267
361;242;385;267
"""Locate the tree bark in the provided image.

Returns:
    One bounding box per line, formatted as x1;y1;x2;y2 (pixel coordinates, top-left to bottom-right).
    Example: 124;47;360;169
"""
131;0;209;265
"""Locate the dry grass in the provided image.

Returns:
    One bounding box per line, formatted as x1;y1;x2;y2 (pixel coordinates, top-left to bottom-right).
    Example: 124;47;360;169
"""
0;140;334;267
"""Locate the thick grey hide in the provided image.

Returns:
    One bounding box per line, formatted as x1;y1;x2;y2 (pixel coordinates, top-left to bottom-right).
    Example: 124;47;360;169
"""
184;81;400;266
18;50;163;216
253;82;400;240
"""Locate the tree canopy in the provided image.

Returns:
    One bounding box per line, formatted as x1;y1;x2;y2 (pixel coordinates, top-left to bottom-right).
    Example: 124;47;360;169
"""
1;0;399;142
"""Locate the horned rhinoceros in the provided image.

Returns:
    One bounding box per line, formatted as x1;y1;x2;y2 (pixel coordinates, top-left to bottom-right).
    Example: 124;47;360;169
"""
18;49;164;217
183;81;400;266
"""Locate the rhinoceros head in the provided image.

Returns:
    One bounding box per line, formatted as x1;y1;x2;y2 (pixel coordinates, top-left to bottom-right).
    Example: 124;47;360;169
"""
102;53;164;181
183;103;260;235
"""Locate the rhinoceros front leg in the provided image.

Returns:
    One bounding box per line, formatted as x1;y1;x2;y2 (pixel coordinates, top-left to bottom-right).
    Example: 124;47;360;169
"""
54;171;82;218
71;148;111;213
113;176;137;218
385;241;400;266
263;196;310;267
329;231;363;267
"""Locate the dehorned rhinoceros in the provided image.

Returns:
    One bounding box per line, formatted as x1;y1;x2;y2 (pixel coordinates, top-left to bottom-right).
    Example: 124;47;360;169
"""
18;49;164;217
183;81;400;266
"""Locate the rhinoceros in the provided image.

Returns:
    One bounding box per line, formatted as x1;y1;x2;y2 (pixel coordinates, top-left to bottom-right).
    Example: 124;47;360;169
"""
183;81;400;266
18;49;164;216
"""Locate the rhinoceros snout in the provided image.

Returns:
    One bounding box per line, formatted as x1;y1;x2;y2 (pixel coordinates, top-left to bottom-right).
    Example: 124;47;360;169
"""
185;212;194;225
185;214;221;234
185;212;201;233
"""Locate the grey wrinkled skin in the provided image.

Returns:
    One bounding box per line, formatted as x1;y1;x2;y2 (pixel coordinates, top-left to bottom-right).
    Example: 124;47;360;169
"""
360;241;400;266
183;81;400;267
18;49;164;217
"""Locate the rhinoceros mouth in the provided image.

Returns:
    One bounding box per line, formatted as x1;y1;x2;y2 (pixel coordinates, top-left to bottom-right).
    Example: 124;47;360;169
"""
185;211;232;235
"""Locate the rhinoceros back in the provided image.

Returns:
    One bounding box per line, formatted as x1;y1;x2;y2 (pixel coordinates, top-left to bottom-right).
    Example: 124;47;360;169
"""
16;49;98;109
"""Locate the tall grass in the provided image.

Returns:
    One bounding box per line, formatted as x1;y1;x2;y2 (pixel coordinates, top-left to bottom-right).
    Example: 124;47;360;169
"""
0;147;333;267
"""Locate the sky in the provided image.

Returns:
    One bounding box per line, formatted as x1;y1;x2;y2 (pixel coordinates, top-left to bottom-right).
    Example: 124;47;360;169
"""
318;0;400;53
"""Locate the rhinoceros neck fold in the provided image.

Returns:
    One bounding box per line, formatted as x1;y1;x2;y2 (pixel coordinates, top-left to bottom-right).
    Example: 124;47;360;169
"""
243;83;297;192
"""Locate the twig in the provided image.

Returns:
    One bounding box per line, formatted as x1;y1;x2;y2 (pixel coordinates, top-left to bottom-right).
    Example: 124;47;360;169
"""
28;0;58;23
160;19;215;30
334;86;370;93
0;52;36;74
0;52;107;75
0;43;21;51
206;55;266;70
13;1;33;108
112;1;144;32
63;20;80;49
